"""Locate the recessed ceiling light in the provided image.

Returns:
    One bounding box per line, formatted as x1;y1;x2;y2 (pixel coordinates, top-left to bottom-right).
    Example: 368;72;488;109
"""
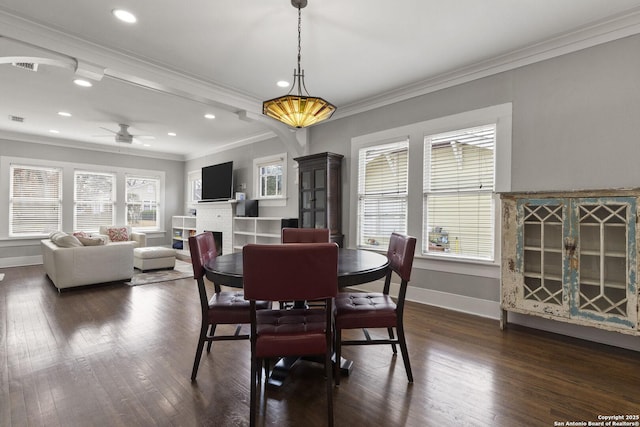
112;9;137;24
143;144;151;147
277;80;290;88
168;132;177;137
204;114;216;120
73;79;92;87
49;129;60;134
58;111;72;117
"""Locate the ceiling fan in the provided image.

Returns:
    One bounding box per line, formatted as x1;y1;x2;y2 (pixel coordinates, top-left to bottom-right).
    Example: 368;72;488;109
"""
94;123;154;144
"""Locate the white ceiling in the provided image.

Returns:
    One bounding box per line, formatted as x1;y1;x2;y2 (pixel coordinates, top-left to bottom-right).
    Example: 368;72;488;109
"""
1;0;640;160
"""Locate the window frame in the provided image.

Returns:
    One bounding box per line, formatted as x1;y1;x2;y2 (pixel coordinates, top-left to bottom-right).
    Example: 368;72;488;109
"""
422;124;497;261
125;174;161;231
356;139;409;249
0;156;165;239
73;170;116;232
9;163;63;237
253;153;287;206
349;103;511;277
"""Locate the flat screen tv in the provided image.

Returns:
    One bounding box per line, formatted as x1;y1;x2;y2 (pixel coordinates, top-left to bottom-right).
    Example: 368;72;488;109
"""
201;161;234;201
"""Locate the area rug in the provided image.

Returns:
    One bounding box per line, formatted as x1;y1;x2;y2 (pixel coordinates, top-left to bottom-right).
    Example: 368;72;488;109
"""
126;259;193;286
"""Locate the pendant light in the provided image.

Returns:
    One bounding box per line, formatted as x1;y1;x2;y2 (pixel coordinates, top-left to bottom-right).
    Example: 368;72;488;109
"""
263;0;336;128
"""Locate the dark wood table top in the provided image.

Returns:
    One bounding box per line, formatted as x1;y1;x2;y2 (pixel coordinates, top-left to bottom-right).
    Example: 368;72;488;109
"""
204;248;389;288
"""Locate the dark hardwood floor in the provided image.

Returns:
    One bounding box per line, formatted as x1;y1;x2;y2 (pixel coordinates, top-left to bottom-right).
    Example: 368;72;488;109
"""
1;264;639;426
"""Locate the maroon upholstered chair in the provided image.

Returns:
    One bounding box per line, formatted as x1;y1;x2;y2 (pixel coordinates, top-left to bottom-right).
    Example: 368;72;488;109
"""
281;227;330;308
243;243;338;427
188;232;270;381
281;227;330;243
334;232;416;384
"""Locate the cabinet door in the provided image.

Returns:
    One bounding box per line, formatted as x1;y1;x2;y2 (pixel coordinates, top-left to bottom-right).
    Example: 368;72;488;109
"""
515;198;569;317
570;197;637;329
299;166;327;228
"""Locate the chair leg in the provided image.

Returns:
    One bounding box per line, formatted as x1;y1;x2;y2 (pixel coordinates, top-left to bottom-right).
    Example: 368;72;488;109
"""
206;324;217;353
334;328;342;386
325;350;334;427
387;327;397;354
191;329;207;381
250;356;258;427
397;322;413;383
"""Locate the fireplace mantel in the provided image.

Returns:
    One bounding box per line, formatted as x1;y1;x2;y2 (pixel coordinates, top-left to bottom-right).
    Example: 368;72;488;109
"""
195;201;236;255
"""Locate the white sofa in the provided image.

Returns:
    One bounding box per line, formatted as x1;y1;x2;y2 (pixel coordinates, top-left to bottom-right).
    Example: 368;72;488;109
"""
41;239;136;290
41;226;147;290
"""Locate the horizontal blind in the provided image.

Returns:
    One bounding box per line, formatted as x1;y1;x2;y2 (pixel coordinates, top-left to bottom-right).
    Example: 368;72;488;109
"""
423;124;496;260
357;140;409;248
10;164;62;235
74;171;115;231
126;175;159;229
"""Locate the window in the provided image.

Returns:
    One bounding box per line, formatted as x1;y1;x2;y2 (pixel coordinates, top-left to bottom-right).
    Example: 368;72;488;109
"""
126;175;160;229
9;164;62;236
74;171;115;231
423;124;496;260
357;140;409;249
188;169;202;203
254;153;287;199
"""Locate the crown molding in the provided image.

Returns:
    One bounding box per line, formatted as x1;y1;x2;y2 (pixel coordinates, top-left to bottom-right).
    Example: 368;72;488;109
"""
333;6;640;120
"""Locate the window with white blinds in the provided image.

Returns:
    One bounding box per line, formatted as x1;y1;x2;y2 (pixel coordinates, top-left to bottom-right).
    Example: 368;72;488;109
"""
423;124;496;260
9;164;62;236
357;140;409;249
74;171;115;231
126;175;160;229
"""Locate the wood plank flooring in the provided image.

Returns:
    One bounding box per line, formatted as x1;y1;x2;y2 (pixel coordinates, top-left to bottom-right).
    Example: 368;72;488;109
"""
1;264;639;426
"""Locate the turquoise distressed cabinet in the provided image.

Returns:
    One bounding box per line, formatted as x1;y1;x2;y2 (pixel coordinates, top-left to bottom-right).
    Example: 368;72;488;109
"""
500;190;639;335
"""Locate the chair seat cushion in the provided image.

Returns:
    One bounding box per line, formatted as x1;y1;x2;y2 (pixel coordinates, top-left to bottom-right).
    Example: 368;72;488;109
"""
335;292;397;329
255;308;328;358
207;292;270;324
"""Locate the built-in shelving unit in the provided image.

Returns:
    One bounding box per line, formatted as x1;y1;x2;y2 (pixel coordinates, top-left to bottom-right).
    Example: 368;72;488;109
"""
232;217;283;252
172;215;197;257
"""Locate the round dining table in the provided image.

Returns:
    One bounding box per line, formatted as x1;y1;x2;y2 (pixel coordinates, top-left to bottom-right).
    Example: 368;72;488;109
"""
203;247;390;387
203;247;389;289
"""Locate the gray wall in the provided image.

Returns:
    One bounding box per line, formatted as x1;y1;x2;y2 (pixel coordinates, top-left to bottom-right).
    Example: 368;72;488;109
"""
307;34;640;304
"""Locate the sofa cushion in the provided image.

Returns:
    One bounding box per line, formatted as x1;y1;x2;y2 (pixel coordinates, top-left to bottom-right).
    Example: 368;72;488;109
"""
77;235;105;246
50;232;83;248
106;226;129;242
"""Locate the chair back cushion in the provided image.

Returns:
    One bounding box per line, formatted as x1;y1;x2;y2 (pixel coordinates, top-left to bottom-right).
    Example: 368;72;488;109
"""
243;243;338;301
282;227;330;243
387;232;417;282
188;232;218;279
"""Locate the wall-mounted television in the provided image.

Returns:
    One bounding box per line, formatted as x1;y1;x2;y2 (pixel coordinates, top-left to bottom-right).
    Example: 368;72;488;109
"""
201;161;234;202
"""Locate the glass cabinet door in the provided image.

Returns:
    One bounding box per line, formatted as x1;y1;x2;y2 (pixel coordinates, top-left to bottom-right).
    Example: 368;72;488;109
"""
517;198;569;316
571;198;637;329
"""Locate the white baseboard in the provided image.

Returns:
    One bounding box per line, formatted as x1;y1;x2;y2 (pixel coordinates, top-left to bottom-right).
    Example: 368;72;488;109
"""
347;280;500;319
0;255;43;268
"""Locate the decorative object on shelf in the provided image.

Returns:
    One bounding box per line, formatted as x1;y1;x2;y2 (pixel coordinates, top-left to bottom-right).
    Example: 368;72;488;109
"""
262;0;335;128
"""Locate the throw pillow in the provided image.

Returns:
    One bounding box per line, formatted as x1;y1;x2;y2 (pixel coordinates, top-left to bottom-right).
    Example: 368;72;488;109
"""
107;227;129;242
73;231;89;238
76;235;105;246
51;232;83;248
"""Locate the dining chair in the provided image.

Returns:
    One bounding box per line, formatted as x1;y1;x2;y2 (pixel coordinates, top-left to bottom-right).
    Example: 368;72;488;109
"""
243;243;338;427
188;232;271;381
281;227;330;309
281;227;330;243
334;232;416;385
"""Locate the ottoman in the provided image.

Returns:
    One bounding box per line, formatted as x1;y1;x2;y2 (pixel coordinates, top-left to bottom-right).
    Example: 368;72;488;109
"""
134;246;176;272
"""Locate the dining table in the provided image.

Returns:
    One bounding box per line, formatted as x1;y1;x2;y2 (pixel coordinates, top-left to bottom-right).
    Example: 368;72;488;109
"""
203;247;390;387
